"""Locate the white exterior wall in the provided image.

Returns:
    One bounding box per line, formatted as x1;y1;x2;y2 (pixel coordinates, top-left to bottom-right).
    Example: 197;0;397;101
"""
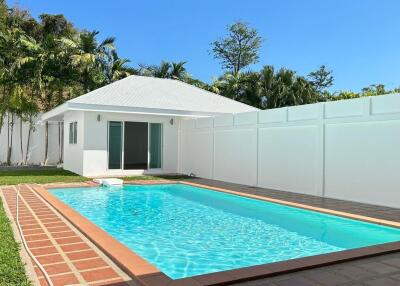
63;111;85;175
179;94;400;208
3;93;400;208
0;114;59;165
63;111;180;177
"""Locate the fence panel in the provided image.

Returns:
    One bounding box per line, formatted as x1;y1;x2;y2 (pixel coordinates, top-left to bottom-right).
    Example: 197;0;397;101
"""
179;94;400;208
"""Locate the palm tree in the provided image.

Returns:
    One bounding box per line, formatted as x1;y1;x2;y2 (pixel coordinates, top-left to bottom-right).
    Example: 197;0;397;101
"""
61;30;115;92
11;86;25;164
273;68;297;107
215;72;247;100
0;42;6;157
240;71;263;108
16;34;55;165
22;94;38;165
104;50;136;83
170;61;187;80
143;61;171;78
259;66;319;109
0;25;29;164
213;71;264;107
258;65;275;108
16;28;79;165
139;61;188;80
293;77;319;105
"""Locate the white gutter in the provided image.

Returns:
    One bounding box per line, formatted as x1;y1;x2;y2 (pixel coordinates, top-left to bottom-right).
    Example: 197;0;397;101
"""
42;102;233;121
41;103;68;121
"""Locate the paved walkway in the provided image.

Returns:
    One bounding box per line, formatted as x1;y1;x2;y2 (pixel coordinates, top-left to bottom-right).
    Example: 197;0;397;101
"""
181;178;400;286
0;184;136;286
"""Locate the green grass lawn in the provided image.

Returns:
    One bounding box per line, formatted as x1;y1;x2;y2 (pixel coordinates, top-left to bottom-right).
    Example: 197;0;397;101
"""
0;197;31;286
0;168;190;186
0;169;89;186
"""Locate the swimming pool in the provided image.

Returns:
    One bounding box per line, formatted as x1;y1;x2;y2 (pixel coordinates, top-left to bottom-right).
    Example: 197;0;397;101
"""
49;183;400;279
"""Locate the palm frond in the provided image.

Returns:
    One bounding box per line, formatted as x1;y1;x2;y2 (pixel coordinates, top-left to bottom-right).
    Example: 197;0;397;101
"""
99;37;115;51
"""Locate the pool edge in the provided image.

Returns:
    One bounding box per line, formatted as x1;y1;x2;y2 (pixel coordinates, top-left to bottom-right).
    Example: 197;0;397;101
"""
32;183;174;286
33;181;400;286
179;181;400;228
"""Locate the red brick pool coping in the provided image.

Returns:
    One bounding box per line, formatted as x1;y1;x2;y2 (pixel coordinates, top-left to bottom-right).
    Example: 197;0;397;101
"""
3;181;399;286
0;183;132;286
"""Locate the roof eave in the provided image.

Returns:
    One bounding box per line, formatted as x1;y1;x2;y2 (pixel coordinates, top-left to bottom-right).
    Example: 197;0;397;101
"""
41;103;69;121
43;102;233;119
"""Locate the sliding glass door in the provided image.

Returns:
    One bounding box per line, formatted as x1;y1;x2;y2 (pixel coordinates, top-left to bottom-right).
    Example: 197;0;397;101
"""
108;121;123;169
108;121;163;170
149;123;162;168
124;122;148;169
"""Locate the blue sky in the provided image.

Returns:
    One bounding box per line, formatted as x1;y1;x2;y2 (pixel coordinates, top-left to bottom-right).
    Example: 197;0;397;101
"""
7;0;400;92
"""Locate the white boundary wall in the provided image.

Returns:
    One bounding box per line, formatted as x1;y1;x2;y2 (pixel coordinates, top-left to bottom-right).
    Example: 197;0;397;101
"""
0;114;60;165
179;94;400;208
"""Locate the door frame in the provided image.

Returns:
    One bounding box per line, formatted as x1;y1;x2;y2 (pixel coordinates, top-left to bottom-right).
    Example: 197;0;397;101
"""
107;120;163;171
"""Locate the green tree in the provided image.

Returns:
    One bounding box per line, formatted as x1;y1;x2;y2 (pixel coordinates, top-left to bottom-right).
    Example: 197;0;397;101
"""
308;65;334;93
331;91;359;101
211;22;262;73
40;14;75;38
140;61;169;78
0;18;31;164
0;0;7;32
0;3;132;165
21;93;39;165
214;72;247;100
330;84;395;102
16;34;56;165
170;61;187;80
62;30;115;92
212;66;321;109
15;13;79;165
183;77;212;91
258;66;319;109
139;60;189;81
239;72;263;108
212;71;263;107
361;84;386;96
103;50;136;83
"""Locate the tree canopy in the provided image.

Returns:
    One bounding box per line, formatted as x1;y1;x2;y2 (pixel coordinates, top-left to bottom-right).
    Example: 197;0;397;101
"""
308;65;334;93
0;4;135;165
0;3;399;166
211;22;262;73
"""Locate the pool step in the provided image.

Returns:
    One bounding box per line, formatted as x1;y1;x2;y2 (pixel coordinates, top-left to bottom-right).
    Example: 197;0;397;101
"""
93;178;124;186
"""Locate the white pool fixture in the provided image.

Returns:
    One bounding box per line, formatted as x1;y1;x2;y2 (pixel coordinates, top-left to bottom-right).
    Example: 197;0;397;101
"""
93;178;124;187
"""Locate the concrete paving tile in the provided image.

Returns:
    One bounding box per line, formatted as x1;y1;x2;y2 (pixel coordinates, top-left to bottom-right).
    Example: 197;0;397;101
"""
365;277;400;286
382;257;400;268
305;271;351;286
358;261;399;274
274;276;321;286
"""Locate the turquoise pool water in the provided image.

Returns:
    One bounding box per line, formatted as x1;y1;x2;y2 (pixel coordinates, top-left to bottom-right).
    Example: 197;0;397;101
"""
49;184;400;279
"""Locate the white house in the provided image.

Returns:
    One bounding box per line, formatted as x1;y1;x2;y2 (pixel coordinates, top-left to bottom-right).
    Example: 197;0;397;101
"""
42;75;257;177
34;78;400;207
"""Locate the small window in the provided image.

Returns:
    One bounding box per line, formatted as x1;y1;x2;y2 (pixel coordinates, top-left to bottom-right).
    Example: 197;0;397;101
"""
69;122;77;144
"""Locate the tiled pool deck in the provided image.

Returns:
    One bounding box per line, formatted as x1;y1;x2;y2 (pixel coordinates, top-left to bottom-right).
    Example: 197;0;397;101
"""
0;183;137;286
0;179;399;286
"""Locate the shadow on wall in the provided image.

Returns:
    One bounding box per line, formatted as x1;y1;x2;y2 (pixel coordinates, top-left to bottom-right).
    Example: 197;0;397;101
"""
0;114;61;166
